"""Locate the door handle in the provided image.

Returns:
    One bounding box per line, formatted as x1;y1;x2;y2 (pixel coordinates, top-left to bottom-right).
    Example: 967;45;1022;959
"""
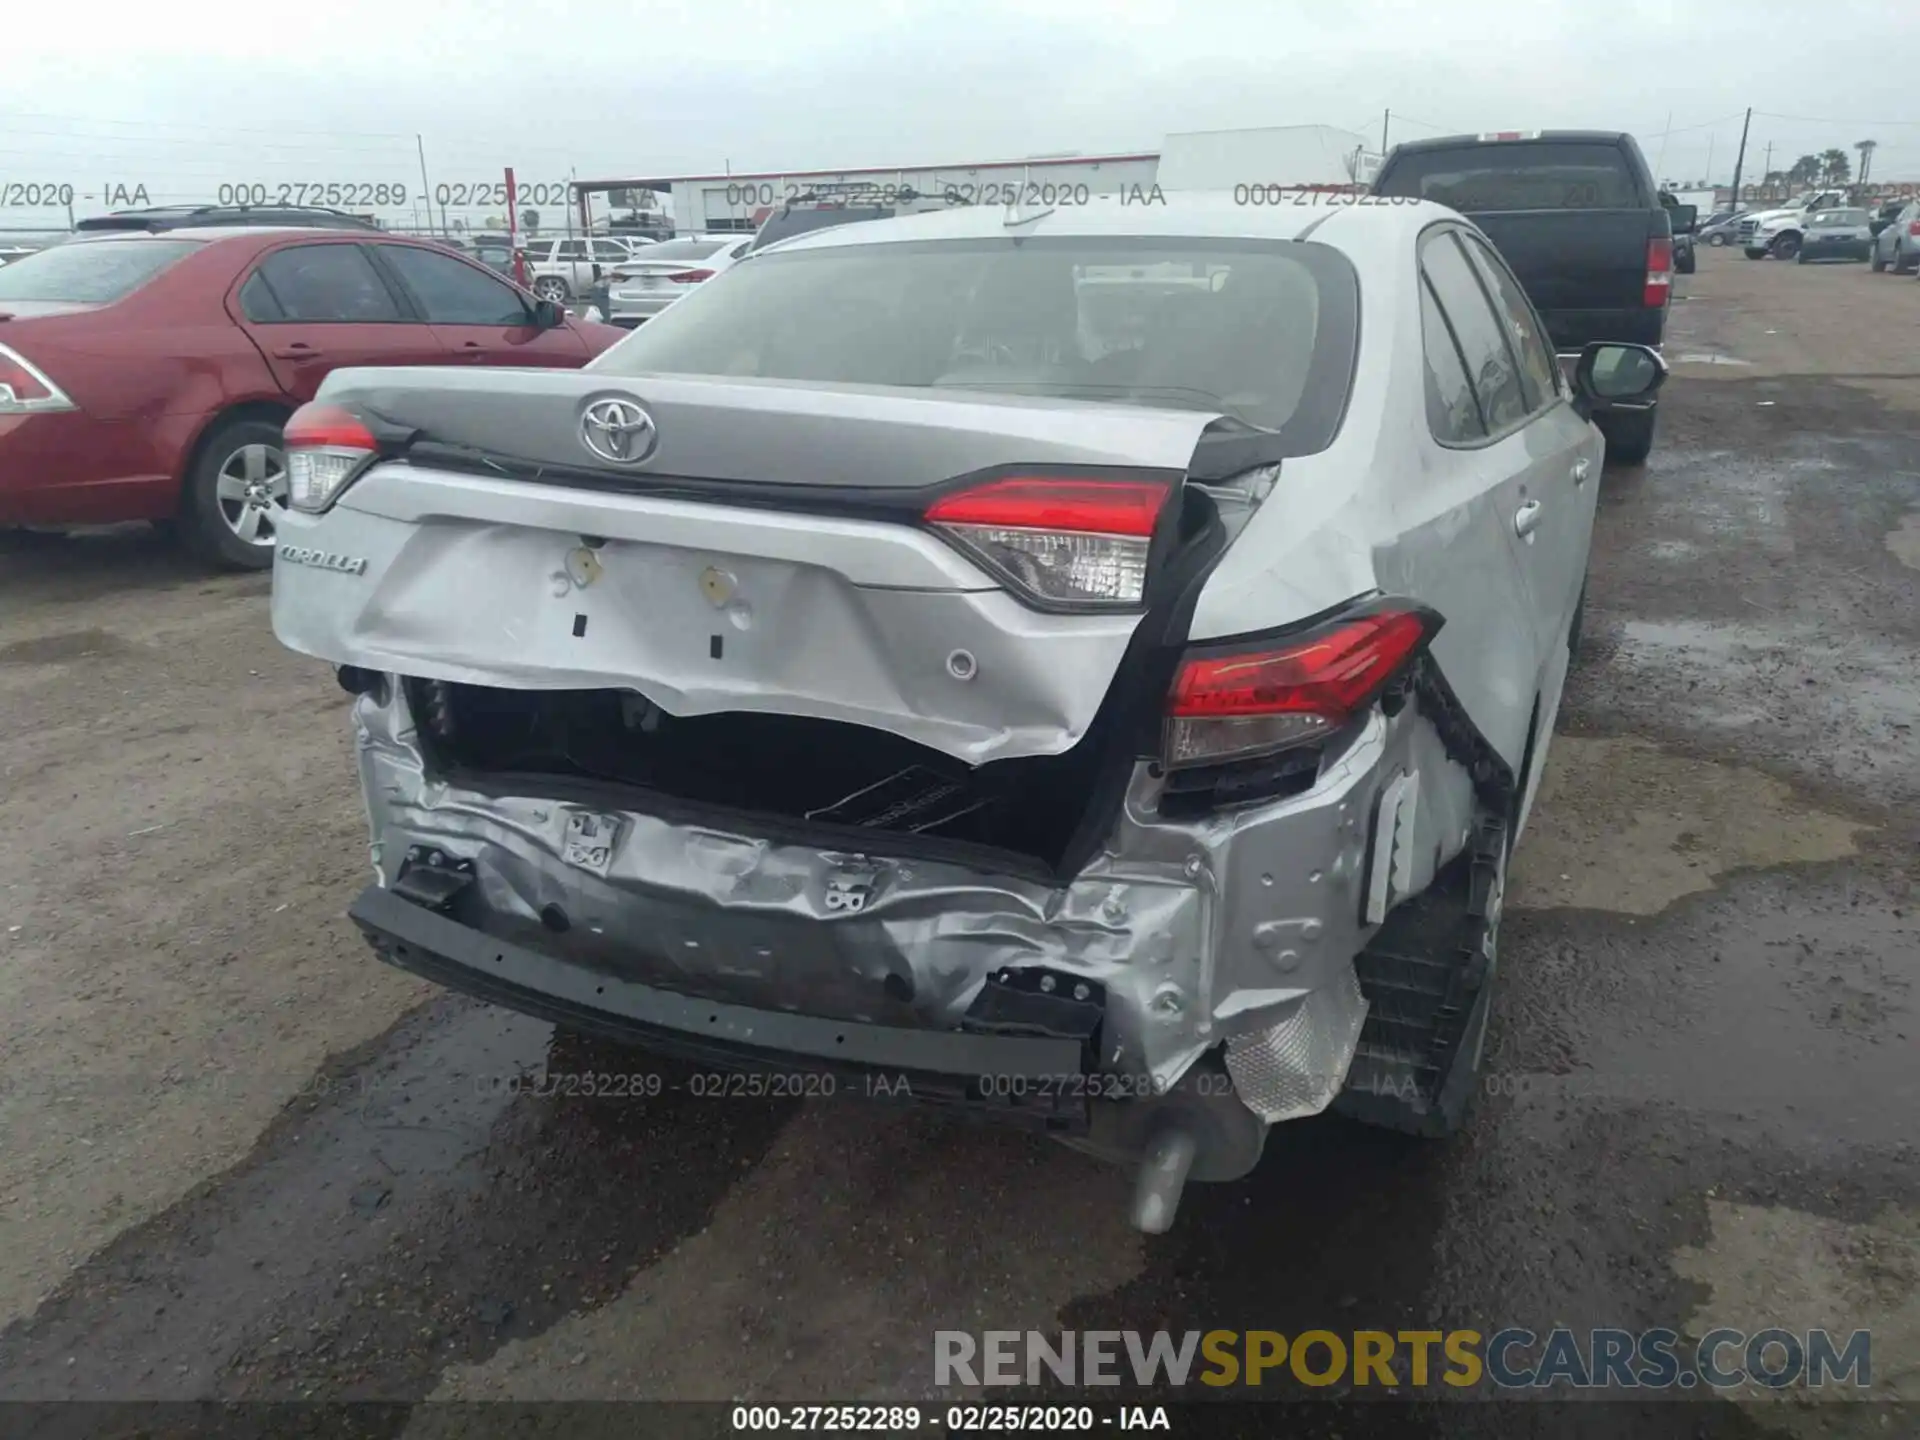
1514;500;1544;538
1571;458;1591;487
271;342;321;359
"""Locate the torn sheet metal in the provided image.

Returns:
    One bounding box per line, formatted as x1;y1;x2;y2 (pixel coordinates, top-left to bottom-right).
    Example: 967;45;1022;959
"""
350;681;1477;1098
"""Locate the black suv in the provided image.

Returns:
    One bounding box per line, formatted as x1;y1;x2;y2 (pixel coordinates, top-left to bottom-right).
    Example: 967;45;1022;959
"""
75;204;380;234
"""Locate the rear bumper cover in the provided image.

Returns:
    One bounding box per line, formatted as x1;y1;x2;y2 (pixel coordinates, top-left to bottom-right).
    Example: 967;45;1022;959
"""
351;881;1092;1126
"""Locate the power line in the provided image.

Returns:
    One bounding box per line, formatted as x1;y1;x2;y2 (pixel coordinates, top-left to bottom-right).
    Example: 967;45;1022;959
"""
1753;110;1920;128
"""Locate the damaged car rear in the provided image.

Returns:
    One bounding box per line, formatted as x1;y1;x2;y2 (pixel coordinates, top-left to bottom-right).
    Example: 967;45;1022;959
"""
270;198;1664;1231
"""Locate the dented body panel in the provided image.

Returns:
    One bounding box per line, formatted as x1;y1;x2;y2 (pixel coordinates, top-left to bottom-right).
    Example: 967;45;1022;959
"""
350;680;1475;1092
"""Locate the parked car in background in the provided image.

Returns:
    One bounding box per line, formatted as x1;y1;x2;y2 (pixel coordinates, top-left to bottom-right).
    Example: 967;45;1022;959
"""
271;198;1665;1234
1371;129;1682;464
523;236;643;302
1739;191;1847;258
1795;208;1874;264
605;234;754;326
1870;199;1920;274
75;204;381;234
0;227;623;569
1696;209;1744;246
1662;194;1697;274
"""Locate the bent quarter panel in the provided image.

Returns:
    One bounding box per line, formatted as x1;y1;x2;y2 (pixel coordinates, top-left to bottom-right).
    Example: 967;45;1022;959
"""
1379;400;1538;773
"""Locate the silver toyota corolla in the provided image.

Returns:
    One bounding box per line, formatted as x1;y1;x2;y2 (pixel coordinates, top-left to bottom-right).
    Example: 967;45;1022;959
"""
269;197;1664;1231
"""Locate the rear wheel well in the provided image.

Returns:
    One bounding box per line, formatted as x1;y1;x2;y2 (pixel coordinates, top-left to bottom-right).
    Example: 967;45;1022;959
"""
176;401;292;512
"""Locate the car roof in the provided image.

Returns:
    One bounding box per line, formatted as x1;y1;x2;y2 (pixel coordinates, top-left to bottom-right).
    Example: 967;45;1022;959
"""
755;192;1451;255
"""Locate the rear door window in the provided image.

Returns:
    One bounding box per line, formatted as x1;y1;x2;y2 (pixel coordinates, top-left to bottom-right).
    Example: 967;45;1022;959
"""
1419;231;1529;433
1418;279;1486;444
251;243;404;322
378;244;530;325
0;238;201;303
1458;233;1560;410
1378;142;1641;210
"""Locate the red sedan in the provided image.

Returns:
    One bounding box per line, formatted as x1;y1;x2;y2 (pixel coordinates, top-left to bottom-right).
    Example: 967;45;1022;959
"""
0;226;625;569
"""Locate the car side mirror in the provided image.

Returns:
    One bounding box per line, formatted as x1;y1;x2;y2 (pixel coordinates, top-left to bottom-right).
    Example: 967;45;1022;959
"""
1670;204;1697;234
1571;342;1667;421
531;298;566;329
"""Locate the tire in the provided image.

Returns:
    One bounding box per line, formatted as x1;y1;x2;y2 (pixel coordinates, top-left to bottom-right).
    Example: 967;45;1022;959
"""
1335;816;1509;1138
1743;247;1767;259
1770;232;1801;260
179;416;290;571
1795;249;1808;265
1676;247;1696;275
1871;249;1887;273
532;275;571;302
1708;233;1727;246
1596;405;1657;466
1895;251;1917;276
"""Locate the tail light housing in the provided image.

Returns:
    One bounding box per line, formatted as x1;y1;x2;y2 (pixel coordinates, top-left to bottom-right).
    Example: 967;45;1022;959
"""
1907;221;1920;237
0;342;75;415
1164;604;1441;769
285;402;378;513
924;474;1171;608
668;268;715;284
1644;237;1673;307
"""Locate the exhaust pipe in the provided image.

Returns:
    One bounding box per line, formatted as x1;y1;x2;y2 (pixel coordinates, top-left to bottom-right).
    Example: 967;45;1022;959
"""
1131;1125;1199;1234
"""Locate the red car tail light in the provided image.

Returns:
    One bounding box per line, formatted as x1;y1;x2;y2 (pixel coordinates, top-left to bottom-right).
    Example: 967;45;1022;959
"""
285;402;378;513
0;342;76;414
1644;237;1673;307
1907;220;1920;237
1164;605;1440;769
668;268;716;283
924;475;1172;608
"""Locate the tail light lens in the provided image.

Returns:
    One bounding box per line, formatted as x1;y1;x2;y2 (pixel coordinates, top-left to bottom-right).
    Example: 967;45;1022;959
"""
0;342;75;415
668;268;715;284
924;475;1171;608
1644;237;1673;307
1164;605;1439;769
1907;221;1920;236
285;402;377;513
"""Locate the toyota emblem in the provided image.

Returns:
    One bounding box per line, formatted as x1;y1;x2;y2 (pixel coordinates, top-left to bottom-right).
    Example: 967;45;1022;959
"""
580;396;658;465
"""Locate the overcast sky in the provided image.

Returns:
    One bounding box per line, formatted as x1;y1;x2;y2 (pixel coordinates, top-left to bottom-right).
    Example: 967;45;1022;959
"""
6;0;1916;226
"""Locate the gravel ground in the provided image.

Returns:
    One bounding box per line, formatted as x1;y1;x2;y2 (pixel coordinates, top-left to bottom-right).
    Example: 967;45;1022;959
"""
0;247;1915;1438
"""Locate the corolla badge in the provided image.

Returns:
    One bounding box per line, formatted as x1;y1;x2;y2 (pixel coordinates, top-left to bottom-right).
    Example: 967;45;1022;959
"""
579;396;658;465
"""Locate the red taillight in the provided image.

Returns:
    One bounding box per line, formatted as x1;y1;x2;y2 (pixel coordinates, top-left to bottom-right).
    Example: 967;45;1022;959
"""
1164;607;1437;769
1644;237;1673;307
925;476;1168;536
924;475;1171;608
1907;220;1920;237
0;341;75;414
284;401;377;513
668;268;716;283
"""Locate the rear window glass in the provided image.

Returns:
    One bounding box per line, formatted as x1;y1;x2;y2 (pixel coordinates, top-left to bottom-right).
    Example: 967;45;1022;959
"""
1376;143;1641;210
0;238;201;303
1813;210;1868;226
631;239;728;262
592;236;1358;448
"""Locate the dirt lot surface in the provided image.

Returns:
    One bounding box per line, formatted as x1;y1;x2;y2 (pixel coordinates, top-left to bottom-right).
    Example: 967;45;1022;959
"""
1;249;1916;1438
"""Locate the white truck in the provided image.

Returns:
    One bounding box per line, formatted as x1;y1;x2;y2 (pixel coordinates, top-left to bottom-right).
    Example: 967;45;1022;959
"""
1738;190;1848;260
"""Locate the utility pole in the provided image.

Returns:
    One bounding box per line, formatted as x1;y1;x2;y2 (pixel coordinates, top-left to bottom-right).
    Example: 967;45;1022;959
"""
1728;107;1752;208
1381;109;1390;155
415;135;435;235
1762;141;1773;183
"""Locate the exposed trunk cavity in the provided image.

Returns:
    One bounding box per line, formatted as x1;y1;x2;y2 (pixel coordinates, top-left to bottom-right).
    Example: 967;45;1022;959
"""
407;680;1116;873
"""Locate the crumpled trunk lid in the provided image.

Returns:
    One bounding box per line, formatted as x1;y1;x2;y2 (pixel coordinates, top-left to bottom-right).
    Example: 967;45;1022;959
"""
275;369;1224;764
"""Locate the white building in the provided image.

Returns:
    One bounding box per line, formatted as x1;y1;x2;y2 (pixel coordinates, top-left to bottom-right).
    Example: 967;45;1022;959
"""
575;125;1378;235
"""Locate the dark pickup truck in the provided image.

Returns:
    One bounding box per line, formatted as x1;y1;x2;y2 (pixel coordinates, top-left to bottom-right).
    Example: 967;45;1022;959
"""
1372;130;1690;464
